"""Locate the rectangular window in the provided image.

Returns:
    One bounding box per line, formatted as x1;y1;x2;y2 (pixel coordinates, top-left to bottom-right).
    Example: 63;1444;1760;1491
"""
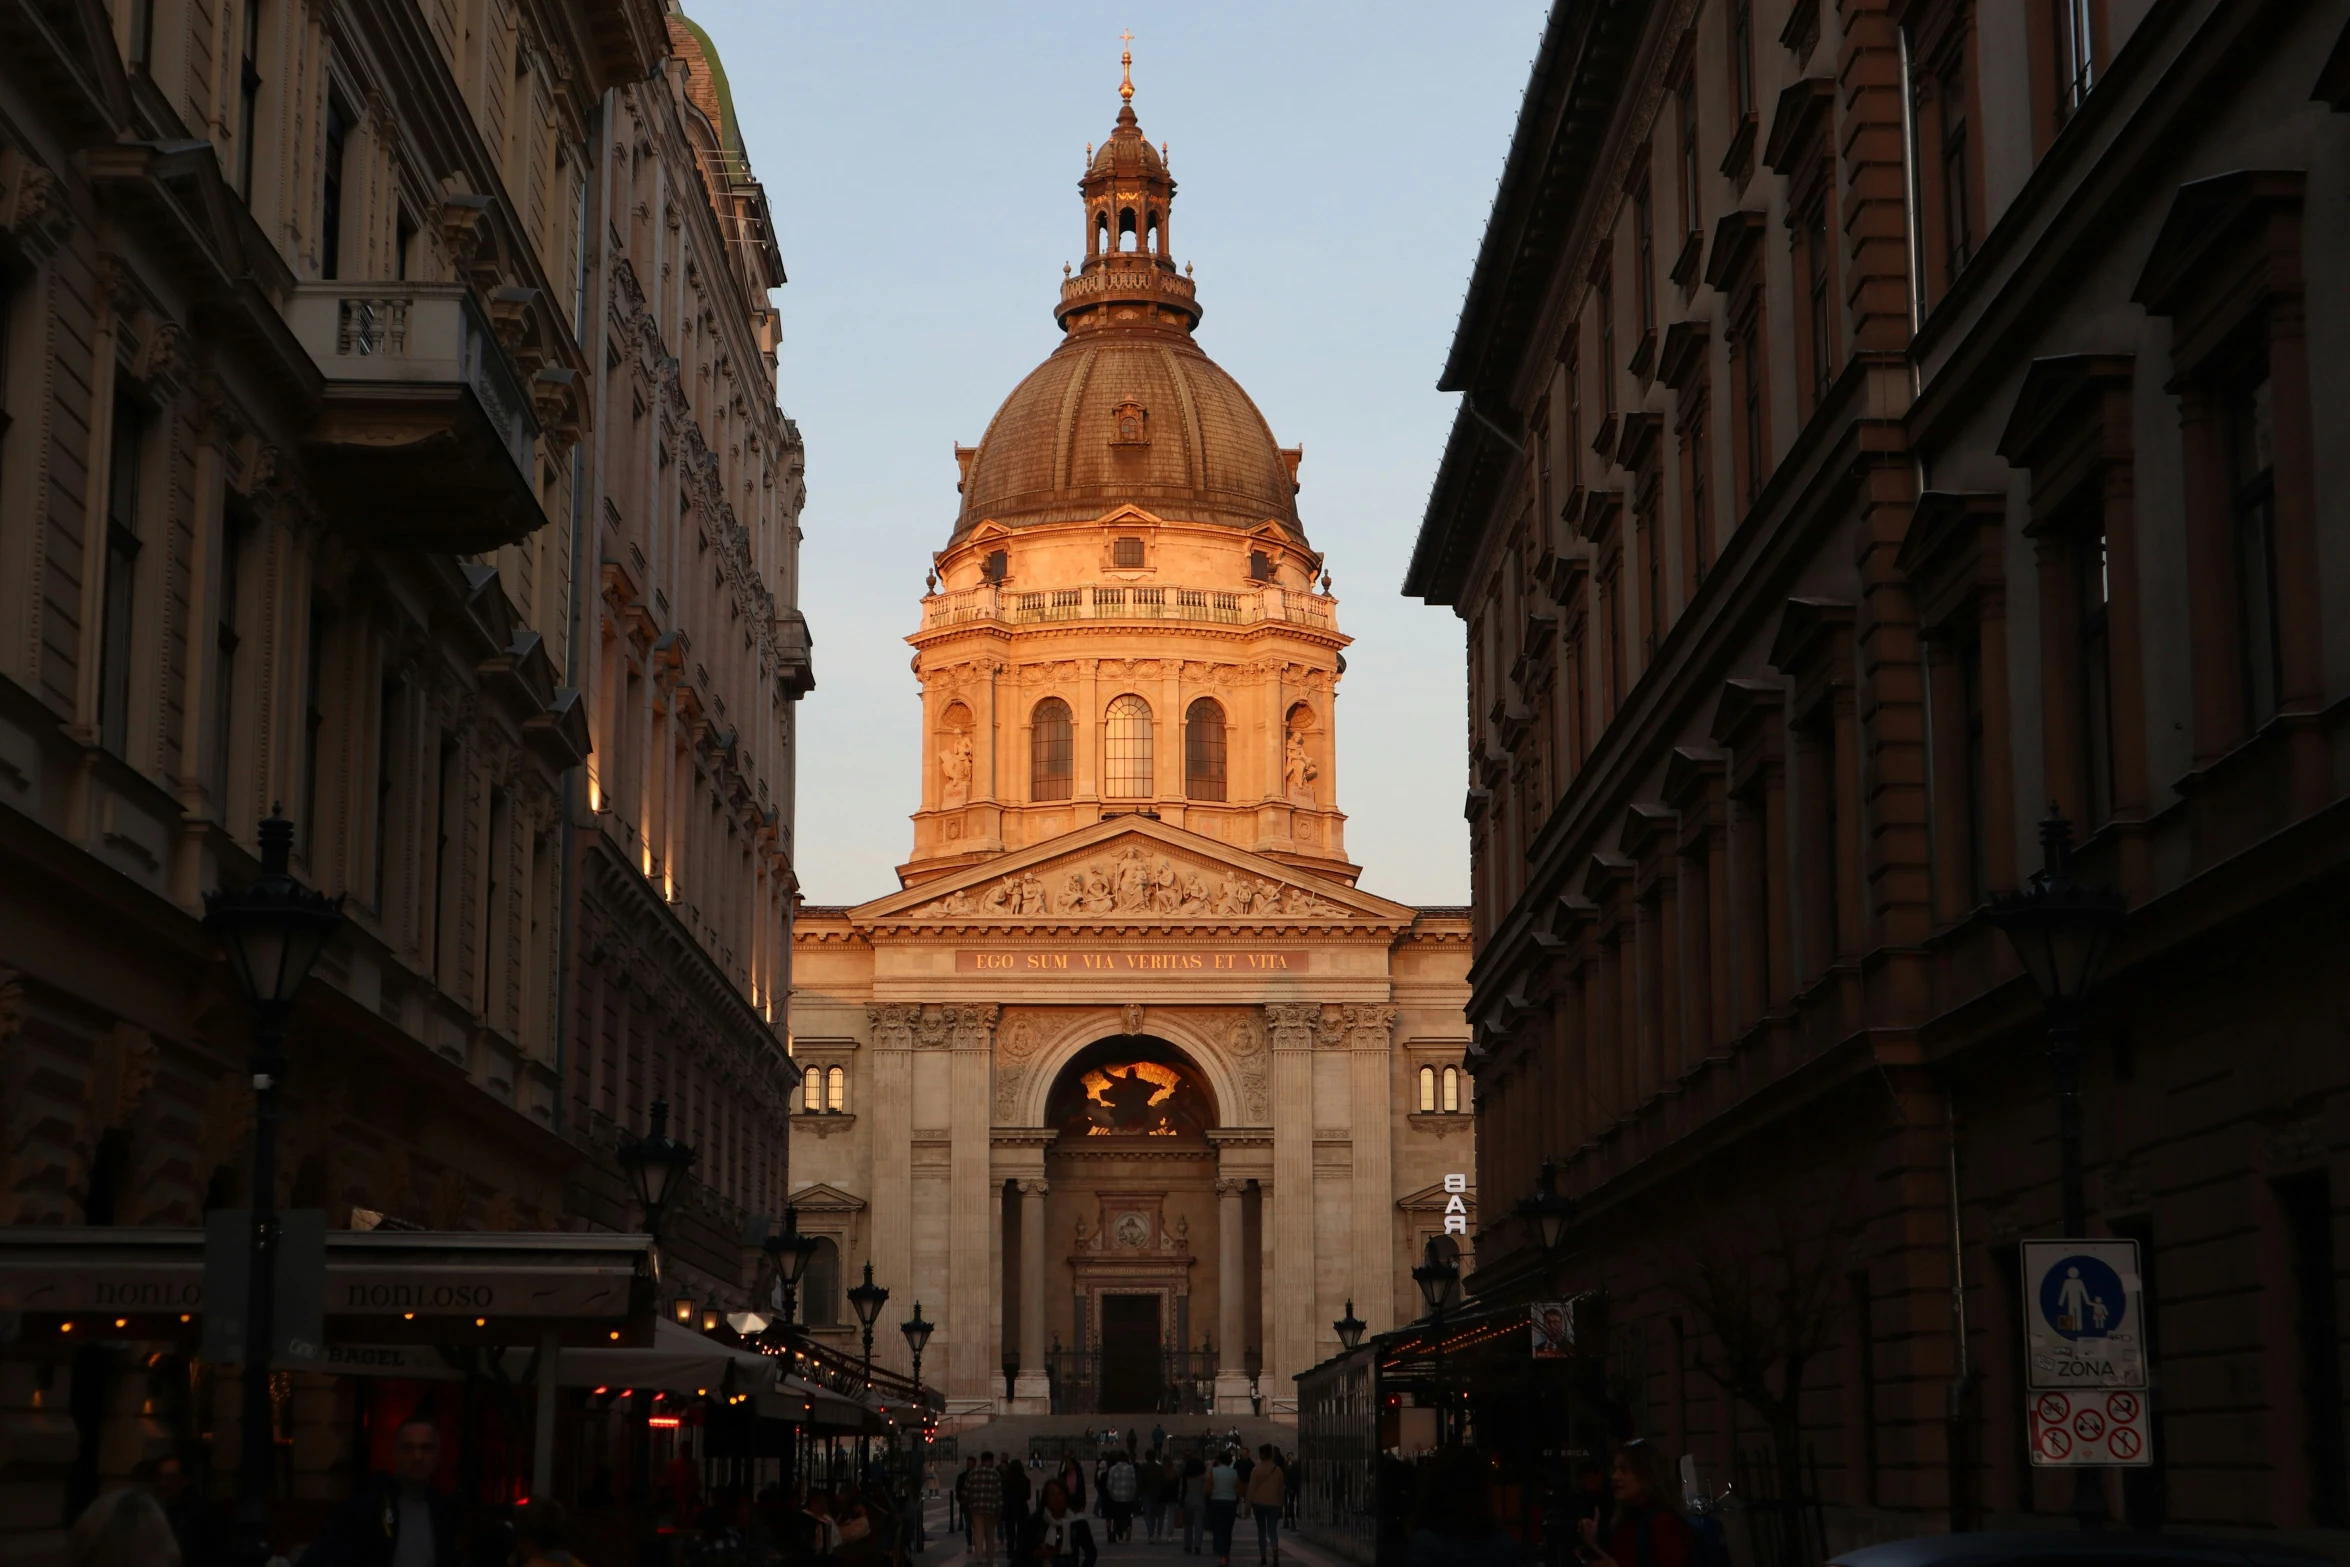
1738;310;1766;508
2277;1174;2345;1526
130;0;157;65
301;606;331;859
1806;192;1834;409
374;678;400;909
2054;0;2096;123
1678;77;1701;239
429;734;459;982
1731;0;1756;121
1562;335;1582;489
1113;536;1145;569
1939;56;1972;280
2227;371;2282;728
395;208;417;281
2077;522;2115;830
1639;511;1661;660
1685;401;1712;582
99;393;146;755
1635;180;1656;339
236;1;263;201
322;93;352;280
1959;629;1989;905
1597;268;1617;416
1601;566;1624;710
212;509;249;806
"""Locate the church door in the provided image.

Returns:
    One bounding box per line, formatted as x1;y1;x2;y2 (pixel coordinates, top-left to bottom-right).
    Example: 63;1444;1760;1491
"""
1098;1294;1164;1413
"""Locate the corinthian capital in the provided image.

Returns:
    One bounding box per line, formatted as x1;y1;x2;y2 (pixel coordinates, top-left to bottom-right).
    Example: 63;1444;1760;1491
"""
1261;1002;1319;1052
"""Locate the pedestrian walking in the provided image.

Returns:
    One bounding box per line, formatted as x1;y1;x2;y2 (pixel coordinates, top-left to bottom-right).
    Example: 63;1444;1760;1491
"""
1207;1449;1242;1567
1004;1453;1034;1530
1058;1454;1089;1515
1181;1456;1209;1555
957;1456;978;1543
1138;1450;1166;1541
1105;1451;1138;1542
1576;1441;1693;1567
1027;1480;1099;1567
966;1449;1005;1567
1245;1444;1285;1564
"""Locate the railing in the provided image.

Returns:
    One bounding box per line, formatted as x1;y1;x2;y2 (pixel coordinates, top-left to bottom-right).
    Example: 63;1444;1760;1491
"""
1046;1344;1220;1416
921;583;1338;633
284;281;538;477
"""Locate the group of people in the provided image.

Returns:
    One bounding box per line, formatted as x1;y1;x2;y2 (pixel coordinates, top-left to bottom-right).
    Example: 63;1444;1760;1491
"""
952;1444;1290;1567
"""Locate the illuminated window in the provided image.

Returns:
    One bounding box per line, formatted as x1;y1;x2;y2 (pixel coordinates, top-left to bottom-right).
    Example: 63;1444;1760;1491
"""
1441;1066;1462;1114
1103;694;1153;798
1418;1066;1437;1113
802;1069;822;1113
825;1066;846;1114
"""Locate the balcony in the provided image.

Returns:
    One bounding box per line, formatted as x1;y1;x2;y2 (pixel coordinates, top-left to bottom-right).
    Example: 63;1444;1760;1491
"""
919;582;1341;634
285;282;546;551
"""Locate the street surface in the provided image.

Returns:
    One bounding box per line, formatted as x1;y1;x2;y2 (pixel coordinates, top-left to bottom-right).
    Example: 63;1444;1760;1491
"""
914;1496;1351;1567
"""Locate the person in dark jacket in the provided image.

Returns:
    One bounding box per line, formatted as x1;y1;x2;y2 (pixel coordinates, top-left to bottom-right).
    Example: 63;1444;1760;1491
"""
304;1416;459;1567
1022;1481;1097;1567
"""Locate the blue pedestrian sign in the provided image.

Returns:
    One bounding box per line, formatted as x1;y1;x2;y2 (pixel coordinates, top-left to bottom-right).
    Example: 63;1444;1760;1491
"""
2022;1239;2145;1389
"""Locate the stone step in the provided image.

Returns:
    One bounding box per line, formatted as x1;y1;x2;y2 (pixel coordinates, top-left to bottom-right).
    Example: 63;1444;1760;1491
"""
932;1411;1297;1467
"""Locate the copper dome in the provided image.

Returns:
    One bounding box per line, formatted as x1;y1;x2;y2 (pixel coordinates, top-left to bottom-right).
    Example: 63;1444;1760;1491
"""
951;86;1302;543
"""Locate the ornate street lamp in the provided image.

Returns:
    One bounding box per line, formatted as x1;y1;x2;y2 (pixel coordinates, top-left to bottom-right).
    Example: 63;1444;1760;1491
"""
1990;807;2127;1531
1412;1236;1463;1446
701;1296;722;1334
617;1099;696;1243
847;1262;890;1468
761;1205;821;1329
202;811;345;1566
1333;1300;1367;1352
672;1295;697;1326
1515;1160;1576;1258
901;1302;936;1549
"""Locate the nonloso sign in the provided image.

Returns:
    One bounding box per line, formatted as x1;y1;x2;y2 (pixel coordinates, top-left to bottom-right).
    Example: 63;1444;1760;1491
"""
2021;1239;2145;1390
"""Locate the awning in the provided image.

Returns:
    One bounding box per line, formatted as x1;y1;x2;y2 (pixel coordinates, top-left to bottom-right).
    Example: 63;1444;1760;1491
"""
554;1316;779;1393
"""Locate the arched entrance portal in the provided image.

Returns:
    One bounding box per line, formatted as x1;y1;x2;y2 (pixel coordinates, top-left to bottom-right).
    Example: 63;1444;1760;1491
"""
1019;1036;1240;1414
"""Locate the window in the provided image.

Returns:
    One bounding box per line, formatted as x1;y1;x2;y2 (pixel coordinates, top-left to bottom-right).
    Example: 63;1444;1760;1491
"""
98;393;147;755
1113;536;1145;569
1731;0;1756;124
373;678;399;908
1185;698;1227;802
1601;561;1624;711
395;208;417;281
1805;190;1835;409
1684;399;1713;584
322;93;352;279
301;606;330;856
1561;334;1582;490
1735;306;1767;509
1248;549;1274;582
826;1065;846;1114
2054;0;2096;123
802;1236;841;1327
1441;1066;1462;1114
2076;521;2115;830
1939;53;1973;281
1103;694;1153;799
1634;180;1656;340
2227;370;2281;729
236;1;263;200
1597;267;1617;416
982;548;1009;582
1418;1065;1437;1113
1030;697;1073;801
1678;76;1702;241
1639;499;1662;659
802;1066;823;1112
129;0;156;65
213;510;249;807
1958;629;1989;905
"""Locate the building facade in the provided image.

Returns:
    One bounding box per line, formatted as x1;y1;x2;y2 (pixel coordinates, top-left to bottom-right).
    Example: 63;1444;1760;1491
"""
789;65;1473;1423
1410;0;2350;1544
0;1;803;1550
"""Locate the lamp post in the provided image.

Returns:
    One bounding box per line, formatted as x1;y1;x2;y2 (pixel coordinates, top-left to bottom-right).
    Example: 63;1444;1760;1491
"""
1515;1160;1576;1260
901;1302;935;1549
761;1205;822;1331
1990;807;2126;1531
1333;1300;1367;1353
1412;1237;1462;1447
202;811;346;1566
617;1099;696;1251
847;1262;889;1469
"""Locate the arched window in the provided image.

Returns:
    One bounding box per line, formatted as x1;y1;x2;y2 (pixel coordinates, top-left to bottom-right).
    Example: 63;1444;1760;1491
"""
826;1065;846;1114
802;1067;822;1112
1119;207;1138;250
1185;699;1227;801
1104;695;1153;798
1418;1065;1437;1113
1031;698;1073;801
802;1236;841;1327
1441;1066;1462;1114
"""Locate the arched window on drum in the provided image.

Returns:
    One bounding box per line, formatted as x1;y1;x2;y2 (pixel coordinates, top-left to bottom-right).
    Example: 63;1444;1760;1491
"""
1185;698;1227;801
1103;694;1153;798
1031;698;1073;801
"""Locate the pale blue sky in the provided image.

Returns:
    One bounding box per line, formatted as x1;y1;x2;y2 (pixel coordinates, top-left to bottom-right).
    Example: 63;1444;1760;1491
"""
691;2;1549;906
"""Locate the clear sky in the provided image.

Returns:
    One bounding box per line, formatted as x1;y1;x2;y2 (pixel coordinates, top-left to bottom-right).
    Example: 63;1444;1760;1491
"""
691;2;1549;907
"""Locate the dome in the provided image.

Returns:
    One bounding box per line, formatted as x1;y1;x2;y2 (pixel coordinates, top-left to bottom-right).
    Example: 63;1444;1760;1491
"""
950;68;1303;544
954;332;1303;539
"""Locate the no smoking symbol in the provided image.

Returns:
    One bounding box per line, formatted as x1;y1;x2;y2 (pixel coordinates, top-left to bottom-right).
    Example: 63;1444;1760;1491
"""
2073;1408;2106;1443
2036;1393;2070;1424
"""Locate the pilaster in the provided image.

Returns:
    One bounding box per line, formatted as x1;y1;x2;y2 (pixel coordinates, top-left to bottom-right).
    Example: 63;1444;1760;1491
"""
1262;1002;1319;1398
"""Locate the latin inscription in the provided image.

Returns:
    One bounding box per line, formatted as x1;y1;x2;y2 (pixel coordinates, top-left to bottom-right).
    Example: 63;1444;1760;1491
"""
956;949;1306;974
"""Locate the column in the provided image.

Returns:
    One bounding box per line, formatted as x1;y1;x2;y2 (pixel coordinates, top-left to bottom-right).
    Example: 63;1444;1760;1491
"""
1347;1007;1398;1345
1264;1005;1318;1401
1213;1177;1250;1412
947;1005;999;1405
866;1008;915;1339
1014;1178;1051;1412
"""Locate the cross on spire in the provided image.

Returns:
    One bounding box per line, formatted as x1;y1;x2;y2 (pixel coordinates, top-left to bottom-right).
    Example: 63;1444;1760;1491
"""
1119;30;1135;102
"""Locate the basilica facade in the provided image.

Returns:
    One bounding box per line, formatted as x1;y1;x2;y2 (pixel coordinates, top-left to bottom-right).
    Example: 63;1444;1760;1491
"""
789;64;1472;1422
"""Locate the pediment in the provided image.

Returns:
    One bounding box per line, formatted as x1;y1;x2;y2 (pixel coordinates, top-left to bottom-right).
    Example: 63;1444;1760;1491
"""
853;817;1415;930
786;1182;867;1213
1398;1179;1476;1213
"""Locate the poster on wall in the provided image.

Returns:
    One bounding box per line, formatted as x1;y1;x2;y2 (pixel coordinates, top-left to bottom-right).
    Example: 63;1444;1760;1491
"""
1531;1301;1571;1359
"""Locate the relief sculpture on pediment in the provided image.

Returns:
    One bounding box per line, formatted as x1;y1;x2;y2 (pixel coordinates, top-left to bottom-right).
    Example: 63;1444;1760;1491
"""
911;842;1337;921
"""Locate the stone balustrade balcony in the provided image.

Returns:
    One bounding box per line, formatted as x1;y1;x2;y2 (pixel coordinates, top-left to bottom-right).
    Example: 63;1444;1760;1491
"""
918;582;1339;633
